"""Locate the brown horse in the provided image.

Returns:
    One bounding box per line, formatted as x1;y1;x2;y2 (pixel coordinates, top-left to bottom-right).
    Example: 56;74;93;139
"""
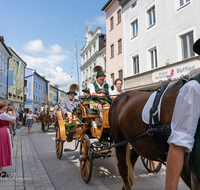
109;78;191;190
41;114;51;131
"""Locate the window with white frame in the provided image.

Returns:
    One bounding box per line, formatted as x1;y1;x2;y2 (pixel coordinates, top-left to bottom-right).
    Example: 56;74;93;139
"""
180;0;190;7
21;71;23;80
2;62;4;74
147;6;156;28
118;39;122;54
149;48;158;69
14;66;16;76
181;31;194;59
93;44;96;53
133;55;139;74
34;81;36;88
131;19;138;38
36;82;38;89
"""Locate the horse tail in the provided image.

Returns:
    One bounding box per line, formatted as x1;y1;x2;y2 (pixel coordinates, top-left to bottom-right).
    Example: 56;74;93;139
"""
126;143;136;187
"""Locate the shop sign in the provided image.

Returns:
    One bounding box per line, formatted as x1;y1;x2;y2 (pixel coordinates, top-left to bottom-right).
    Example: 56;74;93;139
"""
152;61;200;82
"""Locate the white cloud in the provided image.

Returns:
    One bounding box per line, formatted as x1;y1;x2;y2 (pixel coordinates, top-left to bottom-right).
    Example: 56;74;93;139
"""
19;39;76;92
23;39;69;56
85;15;106;26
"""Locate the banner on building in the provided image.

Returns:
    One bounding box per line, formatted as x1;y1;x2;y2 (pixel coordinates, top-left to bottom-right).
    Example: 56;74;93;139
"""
7;70;14;86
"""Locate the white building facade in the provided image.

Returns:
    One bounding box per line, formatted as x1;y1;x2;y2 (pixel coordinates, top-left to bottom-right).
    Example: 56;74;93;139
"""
80;26;106;91
119;0;200;90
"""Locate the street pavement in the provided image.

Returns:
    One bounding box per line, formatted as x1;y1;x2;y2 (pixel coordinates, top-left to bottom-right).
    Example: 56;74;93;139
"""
0;123;190;190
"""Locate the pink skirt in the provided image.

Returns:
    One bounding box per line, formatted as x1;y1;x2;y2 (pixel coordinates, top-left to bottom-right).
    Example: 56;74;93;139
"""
0;128;12;167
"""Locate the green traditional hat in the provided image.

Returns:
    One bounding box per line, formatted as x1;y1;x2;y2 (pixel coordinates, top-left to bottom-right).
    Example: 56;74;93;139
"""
67;84;79;95
193;38;200;55
93;65;106;78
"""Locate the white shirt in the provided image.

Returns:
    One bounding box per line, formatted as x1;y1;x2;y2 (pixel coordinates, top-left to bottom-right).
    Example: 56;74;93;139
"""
27;113;33;120
167;80;200;153
0;111;16;122
90;82;113;96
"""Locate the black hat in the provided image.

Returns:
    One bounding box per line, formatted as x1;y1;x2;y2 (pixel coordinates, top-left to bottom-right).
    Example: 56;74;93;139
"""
67;84;79;95
82;88;90;93
193;38;200;55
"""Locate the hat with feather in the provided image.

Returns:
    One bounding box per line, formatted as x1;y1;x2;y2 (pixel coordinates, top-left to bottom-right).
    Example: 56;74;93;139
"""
193;38;200;55
93;65;106;78
67;84;79;95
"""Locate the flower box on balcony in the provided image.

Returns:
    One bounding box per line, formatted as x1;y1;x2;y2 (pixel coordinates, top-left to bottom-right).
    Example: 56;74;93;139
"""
9;92;12;96
13;94;16;97
21;96;23;100
17;96;20;98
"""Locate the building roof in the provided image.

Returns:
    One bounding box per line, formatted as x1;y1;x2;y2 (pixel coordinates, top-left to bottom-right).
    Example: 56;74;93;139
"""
0;36;12;57
101;0;113;11
34;71;49;83
8;47;27;66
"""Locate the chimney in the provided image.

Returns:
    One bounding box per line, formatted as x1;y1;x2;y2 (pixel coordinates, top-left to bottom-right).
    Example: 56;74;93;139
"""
54;85;58;89
0;36;4;42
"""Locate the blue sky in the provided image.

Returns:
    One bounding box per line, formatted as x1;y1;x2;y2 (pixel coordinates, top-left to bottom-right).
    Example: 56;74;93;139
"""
0;0;108;92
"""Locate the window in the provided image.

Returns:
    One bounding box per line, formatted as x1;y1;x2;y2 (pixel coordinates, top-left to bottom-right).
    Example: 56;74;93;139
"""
118;70;123;80
133;55;139;74
93;44;96;52
111;44;114;58
86;52;88;60
149;48;158;69
111;73;114;84
21;71;23;80
118;39;122;54
147;6;156;27
117;9;121;24
131;1;137;8
181;31;194;59
131;20;138;37
24;94;27;101
110;17;114;30
36;82;38;89
34;95;35;101
24;80;27;87
36;95;38;102
180;0;190;6
34;81;36;88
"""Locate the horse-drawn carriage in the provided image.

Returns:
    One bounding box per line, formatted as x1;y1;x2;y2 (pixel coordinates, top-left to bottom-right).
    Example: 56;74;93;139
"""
40;104;59;132
55;94;162;183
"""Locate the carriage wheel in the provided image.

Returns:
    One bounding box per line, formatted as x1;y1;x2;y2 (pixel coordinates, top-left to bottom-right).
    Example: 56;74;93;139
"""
141;157;162;173
55;127;63;159
79;134;93;183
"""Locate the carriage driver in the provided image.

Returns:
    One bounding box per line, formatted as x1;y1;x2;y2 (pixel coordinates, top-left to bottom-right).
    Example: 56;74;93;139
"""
61;84;79;120
165;38;200;190
89;66;113;119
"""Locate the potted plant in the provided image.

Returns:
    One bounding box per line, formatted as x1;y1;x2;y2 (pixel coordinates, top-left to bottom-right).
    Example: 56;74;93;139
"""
21;96;23;100
9;92;12;96
65;116;82;142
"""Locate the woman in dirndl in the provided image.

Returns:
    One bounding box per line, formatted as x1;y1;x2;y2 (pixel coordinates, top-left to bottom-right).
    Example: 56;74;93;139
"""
26;110;34;134
0;99;16;177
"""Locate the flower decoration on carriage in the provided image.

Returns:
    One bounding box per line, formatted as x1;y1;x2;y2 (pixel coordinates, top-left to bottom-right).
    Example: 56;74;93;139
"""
65;115;82;133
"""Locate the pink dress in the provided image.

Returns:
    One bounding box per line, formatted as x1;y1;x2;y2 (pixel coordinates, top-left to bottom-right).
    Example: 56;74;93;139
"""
0;112;15;167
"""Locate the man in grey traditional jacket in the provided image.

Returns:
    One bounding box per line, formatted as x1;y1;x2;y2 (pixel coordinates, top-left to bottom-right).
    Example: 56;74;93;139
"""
62;84;79;120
